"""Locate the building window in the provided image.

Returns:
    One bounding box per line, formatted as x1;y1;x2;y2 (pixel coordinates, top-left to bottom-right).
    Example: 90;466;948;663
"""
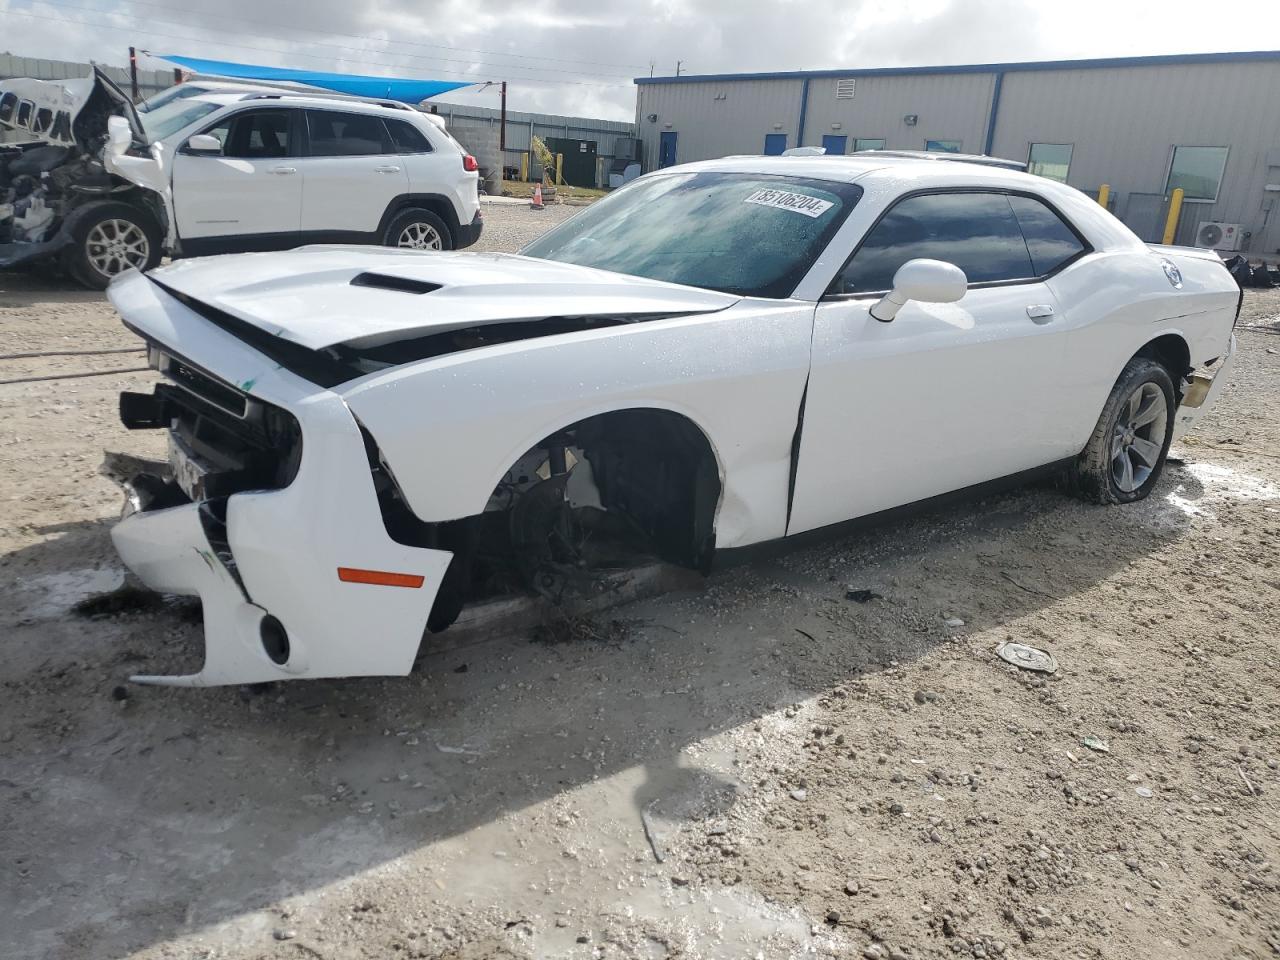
1027;143;1072;182
854;138;885;151
1166;146;1229;202
924;139;961;153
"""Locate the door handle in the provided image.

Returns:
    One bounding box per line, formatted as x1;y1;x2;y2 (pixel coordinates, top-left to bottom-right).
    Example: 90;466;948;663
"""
1026;304;1055;323
374;165;402;174
270;166;297;175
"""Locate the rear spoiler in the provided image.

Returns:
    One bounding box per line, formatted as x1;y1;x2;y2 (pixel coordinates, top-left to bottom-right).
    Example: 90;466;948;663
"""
1146;243;1223;263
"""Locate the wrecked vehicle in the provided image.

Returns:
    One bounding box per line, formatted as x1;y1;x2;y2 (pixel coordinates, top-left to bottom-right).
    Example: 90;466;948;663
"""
1;68;166;287
104;155;1240;685
2;68;482;288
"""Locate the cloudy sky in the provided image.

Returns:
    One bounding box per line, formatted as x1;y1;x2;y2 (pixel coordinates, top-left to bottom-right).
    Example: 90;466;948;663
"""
0;0;1266;120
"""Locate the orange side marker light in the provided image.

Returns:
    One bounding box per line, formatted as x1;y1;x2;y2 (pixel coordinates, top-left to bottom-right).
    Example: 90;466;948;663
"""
337;567;425;588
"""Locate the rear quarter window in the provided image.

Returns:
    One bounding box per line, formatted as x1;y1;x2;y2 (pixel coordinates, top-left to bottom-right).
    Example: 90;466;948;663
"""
1008;194;1087;275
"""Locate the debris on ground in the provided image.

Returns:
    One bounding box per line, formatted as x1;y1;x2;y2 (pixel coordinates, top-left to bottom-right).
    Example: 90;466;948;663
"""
845;588;883;603
995;640;1059;673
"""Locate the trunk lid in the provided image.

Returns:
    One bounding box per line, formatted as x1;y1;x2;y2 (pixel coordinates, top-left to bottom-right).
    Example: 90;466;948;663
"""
146;247;742;350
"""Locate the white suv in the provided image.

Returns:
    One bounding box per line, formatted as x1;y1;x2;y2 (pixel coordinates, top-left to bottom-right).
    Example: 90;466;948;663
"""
0;69;482;288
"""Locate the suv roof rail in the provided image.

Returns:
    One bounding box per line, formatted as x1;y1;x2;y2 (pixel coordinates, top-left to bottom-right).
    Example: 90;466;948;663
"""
185;76;418;111
238;91;416;111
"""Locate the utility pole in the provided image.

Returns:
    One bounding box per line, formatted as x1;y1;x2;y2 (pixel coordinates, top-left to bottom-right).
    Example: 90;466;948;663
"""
675;60;683;77
499;80;507;152
128;46;139;102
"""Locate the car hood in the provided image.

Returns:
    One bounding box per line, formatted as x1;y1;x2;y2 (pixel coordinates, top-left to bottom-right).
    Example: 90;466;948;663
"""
0;66;146;151
145;246;742;350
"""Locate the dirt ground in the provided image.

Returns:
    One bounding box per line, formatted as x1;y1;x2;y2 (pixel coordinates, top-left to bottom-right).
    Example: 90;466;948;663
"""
2;210;1279;960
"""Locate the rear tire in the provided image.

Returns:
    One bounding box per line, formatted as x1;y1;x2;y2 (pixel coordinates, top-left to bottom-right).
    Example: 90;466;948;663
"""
382;208;453;251
65;202;162;290
1069;357;1176;504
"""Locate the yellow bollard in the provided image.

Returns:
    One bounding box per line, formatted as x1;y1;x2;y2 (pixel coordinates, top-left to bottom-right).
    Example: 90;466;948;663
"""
1163;187;1185;245
1097;184;1110;208
520;152;528;183
556;153;564;186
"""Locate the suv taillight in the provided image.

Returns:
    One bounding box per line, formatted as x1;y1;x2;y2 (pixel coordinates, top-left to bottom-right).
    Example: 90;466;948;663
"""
462;154;478;172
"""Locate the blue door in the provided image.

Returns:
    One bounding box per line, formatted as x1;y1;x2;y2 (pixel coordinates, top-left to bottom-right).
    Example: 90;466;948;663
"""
821;134;848;155
763;133;788;155
658;131;678;168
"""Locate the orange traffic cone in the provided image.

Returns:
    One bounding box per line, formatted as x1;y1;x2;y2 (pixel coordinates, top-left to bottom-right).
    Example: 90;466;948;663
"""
530;183;544;210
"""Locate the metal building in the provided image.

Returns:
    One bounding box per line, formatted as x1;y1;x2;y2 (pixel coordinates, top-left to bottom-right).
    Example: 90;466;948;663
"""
634;51;1280;255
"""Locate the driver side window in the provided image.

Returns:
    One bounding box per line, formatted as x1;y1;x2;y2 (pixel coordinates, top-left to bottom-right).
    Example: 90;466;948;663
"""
836;191;1035;294
201;110;296;159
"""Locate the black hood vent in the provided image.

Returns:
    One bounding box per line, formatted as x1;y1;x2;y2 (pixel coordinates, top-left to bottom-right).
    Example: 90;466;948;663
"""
350;273;442;295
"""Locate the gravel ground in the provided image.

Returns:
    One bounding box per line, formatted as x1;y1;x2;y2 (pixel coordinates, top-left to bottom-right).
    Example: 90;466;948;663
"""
2;212;1279;960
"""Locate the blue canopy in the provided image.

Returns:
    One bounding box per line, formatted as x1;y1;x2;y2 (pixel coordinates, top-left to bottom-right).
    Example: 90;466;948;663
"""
153;54;472;103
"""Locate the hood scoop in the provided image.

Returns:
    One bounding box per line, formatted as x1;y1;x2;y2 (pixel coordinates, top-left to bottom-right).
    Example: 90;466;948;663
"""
350;272;442;295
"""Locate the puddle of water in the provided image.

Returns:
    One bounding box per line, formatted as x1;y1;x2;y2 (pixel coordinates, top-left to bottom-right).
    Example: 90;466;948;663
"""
12;566;126;620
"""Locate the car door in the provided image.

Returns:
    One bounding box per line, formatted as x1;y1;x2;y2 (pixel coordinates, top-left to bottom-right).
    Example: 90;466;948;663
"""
299;109;408;239
788;189;1087;536
170;108;303;247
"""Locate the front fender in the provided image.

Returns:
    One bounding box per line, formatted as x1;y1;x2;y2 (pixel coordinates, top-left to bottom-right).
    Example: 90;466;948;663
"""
341;300;815;549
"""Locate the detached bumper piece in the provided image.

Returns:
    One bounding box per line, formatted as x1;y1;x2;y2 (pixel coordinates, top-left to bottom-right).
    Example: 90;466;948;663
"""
1172;333;1236;441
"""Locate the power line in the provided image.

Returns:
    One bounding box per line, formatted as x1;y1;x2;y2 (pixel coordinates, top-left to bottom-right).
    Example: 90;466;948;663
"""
20;0;641;81
4;9;634;88
77;0;650;73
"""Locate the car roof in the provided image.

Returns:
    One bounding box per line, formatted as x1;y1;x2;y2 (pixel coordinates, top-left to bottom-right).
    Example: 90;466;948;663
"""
666;153;1053;190
180;80;419;114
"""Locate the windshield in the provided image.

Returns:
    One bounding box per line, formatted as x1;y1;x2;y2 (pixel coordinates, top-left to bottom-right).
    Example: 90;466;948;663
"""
136;84;213;113
139;99;221;141
520;172;862;299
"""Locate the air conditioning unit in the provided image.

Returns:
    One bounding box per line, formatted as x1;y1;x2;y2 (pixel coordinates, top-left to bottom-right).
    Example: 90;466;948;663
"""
1195;221;1242;252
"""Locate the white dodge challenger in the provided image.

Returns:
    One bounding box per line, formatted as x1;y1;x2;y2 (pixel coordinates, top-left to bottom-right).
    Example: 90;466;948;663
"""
105;154;1240;685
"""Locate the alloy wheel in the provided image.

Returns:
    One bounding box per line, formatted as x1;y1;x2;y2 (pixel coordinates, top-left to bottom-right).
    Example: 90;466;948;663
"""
86;219;150;278
396;222;443;250
1111;381;1168;493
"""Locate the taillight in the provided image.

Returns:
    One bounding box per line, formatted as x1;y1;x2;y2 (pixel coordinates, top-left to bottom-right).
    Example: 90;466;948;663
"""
462;154;478;172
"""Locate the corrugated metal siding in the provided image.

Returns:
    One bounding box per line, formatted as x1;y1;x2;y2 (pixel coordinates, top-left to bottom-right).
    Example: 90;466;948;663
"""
635;78;805;169
991;61;1280;249
801;73;996;153
430;101;634;160
0;53;172;97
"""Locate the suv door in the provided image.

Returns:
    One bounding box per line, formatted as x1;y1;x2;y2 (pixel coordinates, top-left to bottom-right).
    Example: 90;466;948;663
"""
171;108;303;249
788;190;1088;535
300;109;409;239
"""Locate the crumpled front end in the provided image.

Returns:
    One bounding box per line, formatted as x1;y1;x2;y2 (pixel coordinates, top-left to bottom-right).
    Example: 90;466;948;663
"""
107;270;453;686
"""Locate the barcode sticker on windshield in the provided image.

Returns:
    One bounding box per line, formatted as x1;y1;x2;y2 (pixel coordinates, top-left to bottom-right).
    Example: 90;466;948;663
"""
744;189;834;218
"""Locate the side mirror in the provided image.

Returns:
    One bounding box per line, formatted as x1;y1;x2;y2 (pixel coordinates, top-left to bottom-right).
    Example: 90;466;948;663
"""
105;114;133;155
184;134;223;155
869;258;968;322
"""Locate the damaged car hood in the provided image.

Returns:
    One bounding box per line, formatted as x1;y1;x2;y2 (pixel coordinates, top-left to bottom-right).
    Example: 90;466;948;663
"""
145;246;743;350
0;66;146;150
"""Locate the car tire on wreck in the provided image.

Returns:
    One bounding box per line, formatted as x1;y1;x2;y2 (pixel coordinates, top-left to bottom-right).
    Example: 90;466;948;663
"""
382;208;453;252
64;202;163;290
1070;356;1177;505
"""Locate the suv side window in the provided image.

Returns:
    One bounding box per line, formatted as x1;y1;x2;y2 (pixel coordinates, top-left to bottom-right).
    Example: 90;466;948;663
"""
386;118;433;154
837;191;1035;294
202;109;296;159
306;110;393;157
1008;194;1087;275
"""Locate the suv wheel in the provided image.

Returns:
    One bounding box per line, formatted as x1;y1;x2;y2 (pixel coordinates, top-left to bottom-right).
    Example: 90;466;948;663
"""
383;209;453;251
66;202;163;290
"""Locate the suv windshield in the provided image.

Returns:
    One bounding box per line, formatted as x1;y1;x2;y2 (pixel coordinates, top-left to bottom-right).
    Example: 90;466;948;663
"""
521;172;862;299
139;99;222;141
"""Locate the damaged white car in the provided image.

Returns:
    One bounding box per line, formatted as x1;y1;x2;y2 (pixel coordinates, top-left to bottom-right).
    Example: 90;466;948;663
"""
104;154;1240;685
1;68;481;288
